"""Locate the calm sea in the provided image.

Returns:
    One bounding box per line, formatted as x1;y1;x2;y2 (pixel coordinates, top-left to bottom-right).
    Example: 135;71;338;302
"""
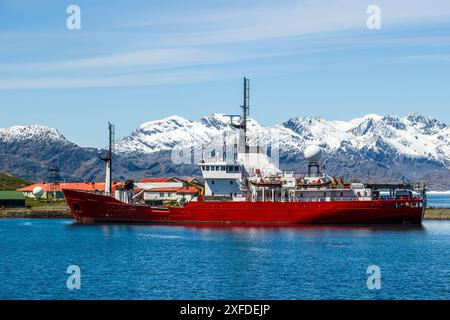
0;219;449;300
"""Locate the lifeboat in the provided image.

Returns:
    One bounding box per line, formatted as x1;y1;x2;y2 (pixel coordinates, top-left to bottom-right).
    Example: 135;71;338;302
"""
297;177;332;189
250;180;283;188
249;176;283;188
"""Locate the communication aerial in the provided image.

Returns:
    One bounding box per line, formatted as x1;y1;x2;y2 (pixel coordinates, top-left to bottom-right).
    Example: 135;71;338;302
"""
226;77;250;154
47;166;61;199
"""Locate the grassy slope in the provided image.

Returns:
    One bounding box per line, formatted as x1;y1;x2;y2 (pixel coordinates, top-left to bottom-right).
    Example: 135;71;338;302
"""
0;172;34;191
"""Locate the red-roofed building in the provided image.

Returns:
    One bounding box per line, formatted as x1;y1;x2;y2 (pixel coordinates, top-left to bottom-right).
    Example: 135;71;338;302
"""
140;184;200;205
135;177;182;190
138;178;175;183
18;182;123;199
135;177;186;204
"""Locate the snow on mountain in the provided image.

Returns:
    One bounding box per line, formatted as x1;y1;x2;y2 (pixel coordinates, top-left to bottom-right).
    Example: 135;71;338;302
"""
115;115;234;153
115;112;450;167
0;125;69;144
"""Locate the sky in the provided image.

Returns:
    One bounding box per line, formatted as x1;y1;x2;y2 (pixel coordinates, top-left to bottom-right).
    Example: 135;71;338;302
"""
0;0;450;147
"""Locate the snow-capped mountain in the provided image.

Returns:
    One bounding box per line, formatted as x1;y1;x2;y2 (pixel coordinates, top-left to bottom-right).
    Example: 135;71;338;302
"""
0;125;69;145
115;115;233;153
0;125;102;182
115;112;450;168
1;113;449;189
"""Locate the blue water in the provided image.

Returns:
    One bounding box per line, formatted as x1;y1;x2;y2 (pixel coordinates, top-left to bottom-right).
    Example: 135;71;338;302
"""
0;219;449;300
427;194;450;208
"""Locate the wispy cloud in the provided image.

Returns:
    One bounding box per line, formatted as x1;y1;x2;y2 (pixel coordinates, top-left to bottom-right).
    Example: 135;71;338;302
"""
0;63;287;90
124;0;450;46
2;0;450;89
403;54;450;62
0;48;239;73
0;68;224;90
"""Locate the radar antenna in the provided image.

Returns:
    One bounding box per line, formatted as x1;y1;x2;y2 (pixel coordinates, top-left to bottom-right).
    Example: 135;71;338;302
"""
227;77;250;154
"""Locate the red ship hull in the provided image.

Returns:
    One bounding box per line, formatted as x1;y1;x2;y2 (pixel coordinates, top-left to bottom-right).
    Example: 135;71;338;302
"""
63;189;425;225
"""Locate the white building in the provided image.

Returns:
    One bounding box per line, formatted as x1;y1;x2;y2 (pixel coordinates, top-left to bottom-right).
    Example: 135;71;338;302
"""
142;186;199;204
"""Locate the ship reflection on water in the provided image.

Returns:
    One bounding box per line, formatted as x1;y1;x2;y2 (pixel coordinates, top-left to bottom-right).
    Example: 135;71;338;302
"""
90;221;426;238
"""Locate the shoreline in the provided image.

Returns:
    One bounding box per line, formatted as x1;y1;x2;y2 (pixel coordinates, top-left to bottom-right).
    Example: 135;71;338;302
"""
1;207;449;220
0;206;72;219
424;208;450;220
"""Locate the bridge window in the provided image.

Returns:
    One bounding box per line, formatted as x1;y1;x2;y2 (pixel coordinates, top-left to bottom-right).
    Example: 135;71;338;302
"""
211;166;215;171
221;166;226;171
206;166;210;171
216;166;220;171
234;166;240;171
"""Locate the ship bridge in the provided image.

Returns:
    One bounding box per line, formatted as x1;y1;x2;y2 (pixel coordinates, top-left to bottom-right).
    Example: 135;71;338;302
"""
200;161;243;197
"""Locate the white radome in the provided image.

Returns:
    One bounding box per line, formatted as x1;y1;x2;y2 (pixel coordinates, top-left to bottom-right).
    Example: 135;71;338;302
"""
33;186;44;199
304;145;322;162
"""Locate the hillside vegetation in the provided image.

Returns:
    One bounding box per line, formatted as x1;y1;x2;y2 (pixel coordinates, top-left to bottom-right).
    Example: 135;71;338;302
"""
0;172;34;191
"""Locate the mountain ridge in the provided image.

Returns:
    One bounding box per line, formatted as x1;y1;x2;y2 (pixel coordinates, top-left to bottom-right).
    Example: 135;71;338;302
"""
1;112;449;190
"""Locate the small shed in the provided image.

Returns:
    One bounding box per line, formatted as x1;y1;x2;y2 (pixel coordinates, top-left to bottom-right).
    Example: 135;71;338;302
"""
0;191;26;208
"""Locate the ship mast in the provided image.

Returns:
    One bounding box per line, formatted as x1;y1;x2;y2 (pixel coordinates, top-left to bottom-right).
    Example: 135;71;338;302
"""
100;122;115;194
229;77;250;154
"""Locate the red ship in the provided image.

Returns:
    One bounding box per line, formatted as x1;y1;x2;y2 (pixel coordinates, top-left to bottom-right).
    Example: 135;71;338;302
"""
64;78;426;225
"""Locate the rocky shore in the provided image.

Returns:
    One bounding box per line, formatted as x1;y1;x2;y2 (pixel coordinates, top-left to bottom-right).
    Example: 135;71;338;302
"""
0;206;72;218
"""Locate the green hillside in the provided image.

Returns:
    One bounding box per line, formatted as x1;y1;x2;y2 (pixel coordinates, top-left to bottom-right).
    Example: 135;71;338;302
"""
0;172;34;191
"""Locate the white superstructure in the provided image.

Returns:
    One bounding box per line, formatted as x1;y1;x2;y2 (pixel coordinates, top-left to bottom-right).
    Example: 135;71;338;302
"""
198;77;385;202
